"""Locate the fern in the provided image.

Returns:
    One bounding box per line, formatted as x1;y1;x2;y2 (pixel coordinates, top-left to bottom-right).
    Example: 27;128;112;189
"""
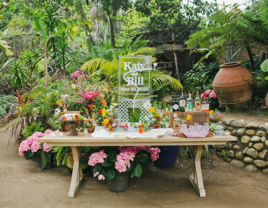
40;151;47;171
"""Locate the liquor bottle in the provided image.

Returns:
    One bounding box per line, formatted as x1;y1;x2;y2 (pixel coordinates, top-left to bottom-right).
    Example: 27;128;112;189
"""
172;98;179;112
179;90;186;112
194;91;202;111
201;93;209;112
187;92;193;111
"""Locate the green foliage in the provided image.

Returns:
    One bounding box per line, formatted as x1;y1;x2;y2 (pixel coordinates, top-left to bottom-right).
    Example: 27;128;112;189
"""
186;1;268;65
261;59;268;72
182;62;220;91
0;40;14;57
0;95;17;116
22;122;45;138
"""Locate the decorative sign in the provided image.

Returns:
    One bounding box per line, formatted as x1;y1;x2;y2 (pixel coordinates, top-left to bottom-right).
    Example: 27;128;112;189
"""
118;56;152;123
119;56;152;96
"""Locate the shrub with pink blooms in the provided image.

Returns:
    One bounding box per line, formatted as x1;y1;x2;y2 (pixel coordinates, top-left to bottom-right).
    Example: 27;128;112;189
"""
18;130;53;171
86;146;160;181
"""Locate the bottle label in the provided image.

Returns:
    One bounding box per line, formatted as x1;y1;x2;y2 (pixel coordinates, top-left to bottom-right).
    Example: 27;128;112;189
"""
173;121;181;133
195;101;201;110
179;100;186;107
188;102;193;110
173;104;179;110
202;104;209;111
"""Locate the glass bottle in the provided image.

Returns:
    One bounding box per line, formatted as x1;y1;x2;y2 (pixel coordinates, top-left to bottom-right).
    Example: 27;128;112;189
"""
179;90;186;112
172;98;179;112
187;92;193;111
201;93;209;112
194;91;202;111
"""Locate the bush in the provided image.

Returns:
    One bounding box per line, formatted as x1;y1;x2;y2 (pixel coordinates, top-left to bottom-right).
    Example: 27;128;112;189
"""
182;62;220;92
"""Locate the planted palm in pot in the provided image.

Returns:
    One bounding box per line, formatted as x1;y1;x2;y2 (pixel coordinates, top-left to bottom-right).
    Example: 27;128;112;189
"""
87;146;161;193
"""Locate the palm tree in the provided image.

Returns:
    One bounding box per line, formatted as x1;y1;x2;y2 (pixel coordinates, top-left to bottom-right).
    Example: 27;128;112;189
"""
81;36;182;94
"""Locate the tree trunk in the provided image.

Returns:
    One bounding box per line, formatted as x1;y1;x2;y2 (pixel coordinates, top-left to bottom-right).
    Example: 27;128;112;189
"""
246;45;254;68
77;0;95;48
107;14;115;48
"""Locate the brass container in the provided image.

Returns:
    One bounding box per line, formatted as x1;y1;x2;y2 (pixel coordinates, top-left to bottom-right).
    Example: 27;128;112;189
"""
212;62;253;109
61;120;84;132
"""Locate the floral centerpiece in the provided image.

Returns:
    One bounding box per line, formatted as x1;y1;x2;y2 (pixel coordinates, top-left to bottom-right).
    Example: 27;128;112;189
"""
143;107;169;129
209;109;223;123
202;90;219;110
18;130;53;170
87;146;160;183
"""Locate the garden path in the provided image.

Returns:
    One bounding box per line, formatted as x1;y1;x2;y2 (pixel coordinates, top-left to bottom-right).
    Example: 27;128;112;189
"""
1;122;268;208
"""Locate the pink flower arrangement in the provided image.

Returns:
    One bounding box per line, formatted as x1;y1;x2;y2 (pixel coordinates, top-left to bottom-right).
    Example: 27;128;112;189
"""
209;90;217;99
18;131;51;156
89;146;161;180
81;91;95;100
205;89;212;95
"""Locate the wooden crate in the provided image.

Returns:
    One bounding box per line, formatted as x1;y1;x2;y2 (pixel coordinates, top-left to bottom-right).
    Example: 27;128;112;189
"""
169;112;209;132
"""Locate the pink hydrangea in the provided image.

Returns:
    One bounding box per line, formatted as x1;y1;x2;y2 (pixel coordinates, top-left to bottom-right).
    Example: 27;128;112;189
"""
31;141;41;153
98;174;105;180
88;150;108;166
43;130;52;136
26;136;39;146
81;91;95;100
31;132;44;138
209;90;217;99
43;143;50;152
149;147;161;161
19;140;31;156
115;159;127;173
205;90;212;95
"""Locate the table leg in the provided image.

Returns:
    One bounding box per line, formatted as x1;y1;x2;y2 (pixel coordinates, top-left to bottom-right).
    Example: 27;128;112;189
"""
189;145;206;197
68;147;84;197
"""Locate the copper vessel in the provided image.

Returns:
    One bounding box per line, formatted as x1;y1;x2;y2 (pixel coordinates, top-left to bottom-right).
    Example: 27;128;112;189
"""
212;62;253;109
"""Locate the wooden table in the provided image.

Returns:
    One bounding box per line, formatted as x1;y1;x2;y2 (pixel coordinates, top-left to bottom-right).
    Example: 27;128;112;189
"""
39;131;236;198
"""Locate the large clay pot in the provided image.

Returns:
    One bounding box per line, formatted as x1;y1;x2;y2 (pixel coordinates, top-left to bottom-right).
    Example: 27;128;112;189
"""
212;62;253;109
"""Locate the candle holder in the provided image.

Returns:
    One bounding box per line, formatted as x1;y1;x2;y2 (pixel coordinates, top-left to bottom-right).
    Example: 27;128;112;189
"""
65;121;80;136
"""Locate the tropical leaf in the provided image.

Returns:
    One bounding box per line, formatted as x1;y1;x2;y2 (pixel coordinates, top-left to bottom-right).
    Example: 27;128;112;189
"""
0;40;14;57
33;17;47;39
50;19;91;38
261;59;268;72
0;14;3;19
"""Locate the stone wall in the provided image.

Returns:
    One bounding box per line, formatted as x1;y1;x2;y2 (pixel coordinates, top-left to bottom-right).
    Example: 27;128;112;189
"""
216;119;268;173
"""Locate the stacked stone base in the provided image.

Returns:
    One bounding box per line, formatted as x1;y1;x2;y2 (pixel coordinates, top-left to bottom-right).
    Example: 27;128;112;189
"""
216;119;268;173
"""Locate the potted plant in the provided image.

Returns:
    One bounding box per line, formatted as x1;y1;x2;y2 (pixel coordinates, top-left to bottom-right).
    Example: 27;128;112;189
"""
18;130;54;170
87;146;161;193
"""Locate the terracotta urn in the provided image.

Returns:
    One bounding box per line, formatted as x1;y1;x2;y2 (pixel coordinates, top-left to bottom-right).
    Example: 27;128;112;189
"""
212;62;253;109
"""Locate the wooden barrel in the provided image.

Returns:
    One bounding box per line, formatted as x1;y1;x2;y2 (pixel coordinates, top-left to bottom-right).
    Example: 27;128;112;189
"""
212;62;253;109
